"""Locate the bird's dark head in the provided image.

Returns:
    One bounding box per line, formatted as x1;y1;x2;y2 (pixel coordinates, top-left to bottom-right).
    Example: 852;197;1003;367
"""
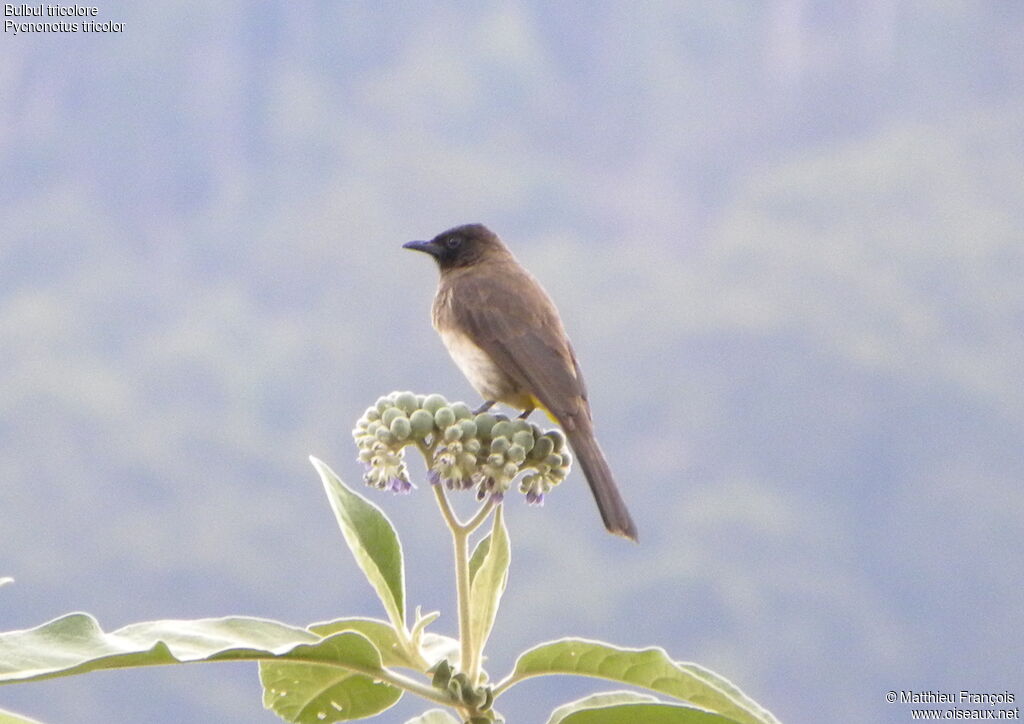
403;224;509;270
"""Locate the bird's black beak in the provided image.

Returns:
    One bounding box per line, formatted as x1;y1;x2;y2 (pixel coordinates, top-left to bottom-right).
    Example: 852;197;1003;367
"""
402;240;442;258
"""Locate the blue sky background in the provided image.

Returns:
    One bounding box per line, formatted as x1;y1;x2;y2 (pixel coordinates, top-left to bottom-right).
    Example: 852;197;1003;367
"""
2;2;1022;722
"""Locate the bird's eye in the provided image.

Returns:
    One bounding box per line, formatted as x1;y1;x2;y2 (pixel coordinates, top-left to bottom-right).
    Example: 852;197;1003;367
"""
445;236;462;250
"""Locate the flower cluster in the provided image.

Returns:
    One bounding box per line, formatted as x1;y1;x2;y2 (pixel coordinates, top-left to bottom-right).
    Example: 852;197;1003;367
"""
352;391;572;504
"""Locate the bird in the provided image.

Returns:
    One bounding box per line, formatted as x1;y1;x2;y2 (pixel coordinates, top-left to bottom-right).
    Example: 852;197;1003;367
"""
403;223;637;541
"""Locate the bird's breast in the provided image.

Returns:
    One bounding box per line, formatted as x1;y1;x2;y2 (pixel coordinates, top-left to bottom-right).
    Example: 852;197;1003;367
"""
437;326;516;401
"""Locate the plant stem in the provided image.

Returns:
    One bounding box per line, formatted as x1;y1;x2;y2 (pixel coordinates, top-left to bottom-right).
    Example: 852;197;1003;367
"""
394;621;425;670
452;521;476;684
491;672;519;699
464;497;497;534
374;667;460;708
428;466;498;690
276;656;456;709
433;482;464;530
433;485;474;679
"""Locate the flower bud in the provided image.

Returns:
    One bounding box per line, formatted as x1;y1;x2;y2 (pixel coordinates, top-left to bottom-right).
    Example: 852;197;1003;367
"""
511;418;532;435
491;419;513;440
464;438;482;454
394;390;418;414
422;393;447;413
473;412;497;438
375;396;392;414
444;424;463;442
531;435;554;460
507;443;526;463
487;453;505;468
375;426;395;445
502;461;519;479
512;430;535;453
490;437;510;454
450;401;472;420
545;453;563;469
434;406;456;429
388;475;413;494
389;415;411;440
409;409;435;439
364;408;381;422
381;407;404;427
546;429;566;450
458;418;477;440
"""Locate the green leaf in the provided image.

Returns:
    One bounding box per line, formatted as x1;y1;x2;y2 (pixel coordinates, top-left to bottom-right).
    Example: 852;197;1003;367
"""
559;703;742;724
0;613;380;685
547;691;662;723
0;707;44;724
260;632;401;723
507;639;780;724
0;612;403;723
468;506;510;659
417;631;460;670
549;691;742;724
311;456;406;629
404;710;461;724
310;617;413;669
468;533;491;584
310;616;457;672
674;661;779;724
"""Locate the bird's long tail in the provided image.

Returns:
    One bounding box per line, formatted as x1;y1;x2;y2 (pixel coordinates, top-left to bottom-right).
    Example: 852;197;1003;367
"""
566;426;638;541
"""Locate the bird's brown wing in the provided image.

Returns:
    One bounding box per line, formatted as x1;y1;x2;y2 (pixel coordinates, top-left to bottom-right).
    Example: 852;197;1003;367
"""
449;265;636;540
451;269;588;426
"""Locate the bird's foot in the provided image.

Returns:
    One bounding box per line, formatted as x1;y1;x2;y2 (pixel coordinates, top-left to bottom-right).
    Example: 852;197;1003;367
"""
473;400;496;415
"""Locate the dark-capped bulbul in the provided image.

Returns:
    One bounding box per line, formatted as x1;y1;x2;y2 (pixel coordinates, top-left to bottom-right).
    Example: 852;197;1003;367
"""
403;224;637;541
